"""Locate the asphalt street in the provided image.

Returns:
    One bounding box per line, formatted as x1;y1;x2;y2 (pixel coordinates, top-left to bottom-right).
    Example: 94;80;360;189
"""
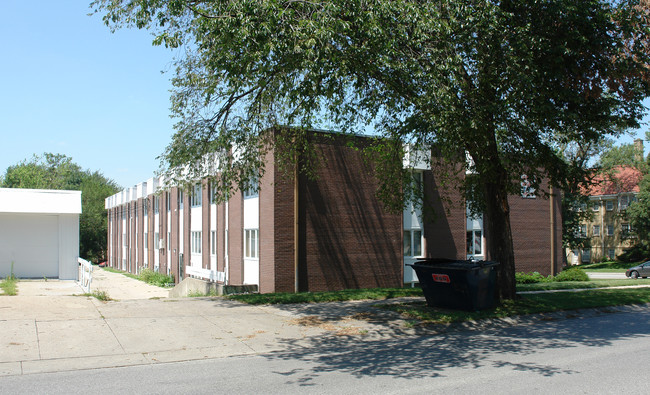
2;304;650;394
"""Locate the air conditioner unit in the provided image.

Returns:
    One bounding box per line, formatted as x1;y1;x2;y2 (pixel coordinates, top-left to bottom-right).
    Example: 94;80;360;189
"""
158;239;165;249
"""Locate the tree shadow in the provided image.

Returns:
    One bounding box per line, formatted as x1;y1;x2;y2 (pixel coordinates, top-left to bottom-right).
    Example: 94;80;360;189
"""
261;305;650;384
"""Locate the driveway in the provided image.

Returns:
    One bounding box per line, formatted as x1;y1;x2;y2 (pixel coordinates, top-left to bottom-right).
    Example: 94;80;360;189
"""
0;268;414;377
586;271;627;280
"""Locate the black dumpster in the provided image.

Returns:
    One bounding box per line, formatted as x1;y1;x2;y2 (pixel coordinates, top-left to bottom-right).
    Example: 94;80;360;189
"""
407;259;499;311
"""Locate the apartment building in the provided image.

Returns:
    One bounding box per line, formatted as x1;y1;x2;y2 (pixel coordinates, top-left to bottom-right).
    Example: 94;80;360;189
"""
569;165;642;264
105;131;562;293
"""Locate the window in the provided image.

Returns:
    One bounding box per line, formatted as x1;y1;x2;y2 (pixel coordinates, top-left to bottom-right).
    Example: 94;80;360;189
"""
144;232;148;249
622;223;634;238
179;190;184;209
191;231;202;254
578;224;587;238
154;232;160;249
244;229;259;258
143;199;149;215
592;225;600;237
211;230;217;255
191;183;202;207
591;202;600;212
606;200;614;211
404;230;423;257
466;230;482;255
122;209;126;220
581;249;591;263
154;197;159;214
579;202;587;211
243;177;259;198
167;192;171;212
621;196;630;210
168;231;171;250
608;249;615;260
607;224;614;236
209;183;217;204
123;233;127;246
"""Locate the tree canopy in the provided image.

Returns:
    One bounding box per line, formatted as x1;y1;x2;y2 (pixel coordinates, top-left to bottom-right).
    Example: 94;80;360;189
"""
1;154;120;263
93;0;650;299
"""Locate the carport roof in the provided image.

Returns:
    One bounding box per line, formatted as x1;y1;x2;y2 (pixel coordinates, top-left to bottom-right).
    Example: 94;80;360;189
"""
0;188;82;214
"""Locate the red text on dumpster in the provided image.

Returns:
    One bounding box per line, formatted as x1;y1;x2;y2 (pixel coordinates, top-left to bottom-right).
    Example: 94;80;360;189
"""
432;274;450;283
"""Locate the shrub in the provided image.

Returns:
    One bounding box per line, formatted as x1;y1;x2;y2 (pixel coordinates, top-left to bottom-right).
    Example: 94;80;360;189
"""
554;267;589;282
515;271;551;284
139;268;174;287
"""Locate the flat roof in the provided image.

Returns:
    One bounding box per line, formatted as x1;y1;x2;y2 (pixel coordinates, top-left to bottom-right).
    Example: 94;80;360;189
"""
0;188;82;214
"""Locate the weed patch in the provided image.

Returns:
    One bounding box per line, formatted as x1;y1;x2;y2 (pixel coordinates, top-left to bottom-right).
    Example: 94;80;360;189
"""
0;275;18;296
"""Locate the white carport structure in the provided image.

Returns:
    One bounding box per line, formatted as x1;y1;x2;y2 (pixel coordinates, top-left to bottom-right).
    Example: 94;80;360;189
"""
0;188;81;280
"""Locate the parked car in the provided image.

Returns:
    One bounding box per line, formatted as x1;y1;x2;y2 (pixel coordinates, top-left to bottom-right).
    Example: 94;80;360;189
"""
625;261;650;279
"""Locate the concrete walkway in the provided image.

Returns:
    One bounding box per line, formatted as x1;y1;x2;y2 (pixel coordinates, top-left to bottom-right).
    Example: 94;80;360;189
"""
2;267;650;377
0;268;414;377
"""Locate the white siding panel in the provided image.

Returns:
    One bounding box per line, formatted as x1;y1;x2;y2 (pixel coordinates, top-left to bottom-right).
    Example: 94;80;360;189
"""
0;213;59;278
58;214;79;280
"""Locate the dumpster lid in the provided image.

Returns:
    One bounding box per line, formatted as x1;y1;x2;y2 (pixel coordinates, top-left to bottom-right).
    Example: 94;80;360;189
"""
408;259;499;270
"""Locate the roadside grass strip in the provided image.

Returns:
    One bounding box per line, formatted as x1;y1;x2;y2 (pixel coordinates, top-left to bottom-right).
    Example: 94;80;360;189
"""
574;261;633;272
380;287;650;325
228;287;424;305
100;267;174;288
518;278;650;291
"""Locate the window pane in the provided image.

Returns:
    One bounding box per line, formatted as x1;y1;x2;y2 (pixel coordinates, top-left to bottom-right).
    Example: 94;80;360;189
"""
474;231;482;254
413;230;422;256
404;230;411;256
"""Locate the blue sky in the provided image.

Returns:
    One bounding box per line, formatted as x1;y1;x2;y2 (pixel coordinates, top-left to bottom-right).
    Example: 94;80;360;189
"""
0;1;176;189
1;2;648;189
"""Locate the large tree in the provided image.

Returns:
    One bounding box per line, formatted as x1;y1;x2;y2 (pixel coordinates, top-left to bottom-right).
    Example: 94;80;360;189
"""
93;0;650;300
2;154;120;263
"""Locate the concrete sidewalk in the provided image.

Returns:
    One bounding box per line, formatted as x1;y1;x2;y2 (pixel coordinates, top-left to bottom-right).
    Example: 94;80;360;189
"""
0;268;413;377
2;267;649;377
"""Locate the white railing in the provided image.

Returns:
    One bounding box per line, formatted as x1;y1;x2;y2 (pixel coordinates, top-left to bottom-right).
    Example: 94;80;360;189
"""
185;266;224;282
78;257;93;293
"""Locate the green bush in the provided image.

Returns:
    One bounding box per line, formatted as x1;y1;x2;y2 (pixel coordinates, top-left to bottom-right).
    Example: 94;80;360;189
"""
515;271;551;284
554;267;589;282
139;268;174;287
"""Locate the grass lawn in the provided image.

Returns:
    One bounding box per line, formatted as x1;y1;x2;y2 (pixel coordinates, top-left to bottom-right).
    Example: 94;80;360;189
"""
100;267;174;288
380;288;650;324
517;278;650;291
228;287;424;304
575;261;634;272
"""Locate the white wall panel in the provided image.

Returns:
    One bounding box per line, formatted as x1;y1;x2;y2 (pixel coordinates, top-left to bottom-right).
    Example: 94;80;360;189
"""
58;214;80;280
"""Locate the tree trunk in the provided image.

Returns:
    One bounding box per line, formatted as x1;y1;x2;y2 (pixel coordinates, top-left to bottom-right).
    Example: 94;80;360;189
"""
482;172;517;301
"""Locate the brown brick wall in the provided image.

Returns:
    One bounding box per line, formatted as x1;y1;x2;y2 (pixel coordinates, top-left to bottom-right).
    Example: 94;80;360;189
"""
272;156;297;293
422;169;466;260
159;193;167;275
259;151;277;293
137;198;145;270
297;134;403;292
507;179;562;276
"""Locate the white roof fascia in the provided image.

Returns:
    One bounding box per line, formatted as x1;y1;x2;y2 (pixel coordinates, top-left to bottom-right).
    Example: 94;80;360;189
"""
403;144;431;171
0;188;82;214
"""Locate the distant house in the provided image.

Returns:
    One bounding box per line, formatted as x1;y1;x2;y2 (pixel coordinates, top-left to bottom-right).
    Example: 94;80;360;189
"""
0;188;81;279
569;165;643;264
